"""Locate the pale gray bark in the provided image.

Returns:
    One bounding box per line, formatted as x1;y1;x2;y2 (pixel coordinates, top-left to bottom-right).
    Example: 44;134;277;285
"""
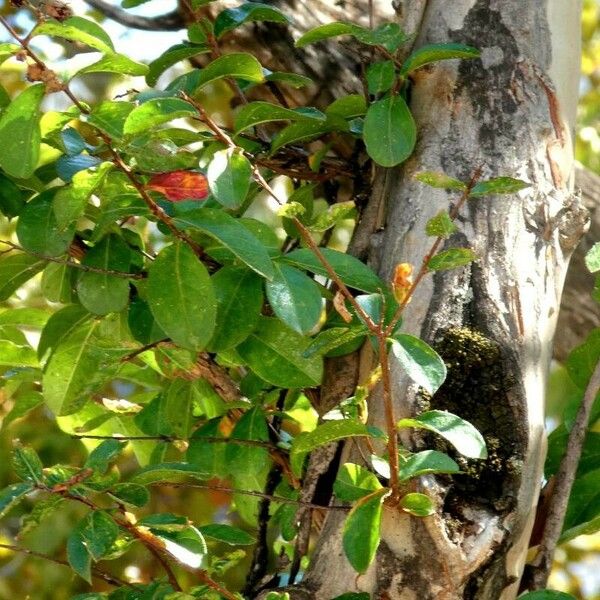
273;1;586;599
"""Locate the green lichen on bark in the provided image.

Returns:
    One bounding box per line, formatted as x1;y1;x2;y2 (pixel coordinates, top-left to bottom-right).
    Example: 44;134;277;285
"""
430;327;523;509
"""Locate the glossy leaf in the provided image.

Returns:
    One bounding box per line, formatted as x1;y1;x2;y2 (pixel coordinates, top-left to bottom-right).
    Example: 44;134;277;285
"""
76;53;148;76
234;101;324;133
0;339;38;368
87;101;134;139
390;334;447;394
0;482;32;518
366;60;395;95
207;148;252;209
173;207;274;279
79;511;119;561
67;522;92;583
214;3;290;38
414;171;466;190
198;523;255;545
397;410;487;459
400;492;435;516
295;22;362;48
146;42;210;87
131;462;210;485
208;266;263;352
0;84;45;178
282;247;383;293
123;98;195;135
237;317;323;388
33;17;114;53
518;593;577;600
469;177;531;197
334;463;382;501
399;450;460;481
0;254;46;301
147;170;209;202
194;53;265;89
226;407;270;477
303;326;366;358
363;95;416;167
427;248;477;271
266;263;322;334
12;444;44;483
342;488;388;573
400;43;480;76
77;234;132;315
108;483;150;508
84;439;125;473
147;242;216;350
425;210;457;238
271;120;332;154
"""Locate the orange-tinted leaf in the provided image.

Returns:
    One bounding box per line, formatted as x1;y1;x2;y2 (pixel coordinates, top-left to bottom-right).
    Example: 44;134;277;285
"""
147;171;209;202
392;262;413;304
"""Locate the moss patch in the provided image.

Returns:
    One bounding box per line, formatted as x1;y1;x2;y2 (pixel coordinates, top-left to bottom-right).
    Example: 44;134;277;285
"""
429;327;523;509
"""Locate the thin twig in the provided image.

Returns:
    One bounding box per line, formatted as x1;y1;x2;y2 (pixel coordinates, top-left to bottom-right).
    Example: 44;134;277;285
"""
0;542;128;587
384;166;483;337
0;240;145;279
83;0;185;31
119;338;170;362
523;358;600;589
150;481;350;511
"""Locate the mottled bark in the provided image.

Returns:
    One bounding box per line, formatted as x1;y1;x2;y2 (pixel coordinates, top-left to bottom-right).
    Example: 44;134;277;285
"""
270;1;585;599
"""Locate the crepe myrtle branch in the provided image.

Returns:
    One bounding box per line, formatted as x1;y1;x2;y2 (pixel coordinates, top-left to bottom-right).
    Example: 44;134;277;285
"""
82;0;186;31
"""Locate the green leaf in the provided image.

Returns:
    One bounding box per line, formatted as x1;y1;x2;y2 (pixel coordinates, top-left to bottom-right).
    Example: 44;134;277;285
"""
67;523;92;583
20;495;64;537
264;71;313;88
390;334;446;394
147;242;216;350
2;390;44;428
208;266;263;352
214;3;290;38
37;304;91;361
79;511;119;561
400;43;480;76
87;101;134;139
282;247;383;293
237;317;323;388
12;443;44;483
363;95;416;167
366;60;396;95
33;17;114;53
296;22;360;47
271;120;331;154
414;171;467;190
342;488;387;573
77;234;132;315
173;207;274;279
0;173;25;218
303;326;366;358
225;407;270;478
425;210;458;238
399;492;435;516
469;177;531;197
234;101;324;134
198;523;255;545
331;595;370;600
187;419;226;478
586;242;600;273
518;592;577;600
84;439;125;473
399;450;460;481
108;483;150;508
153;525;206;569
0;254;46;301
206;148;252;209
42;318;122;415
0;84;45;178
17;191;74;257
146;43;210;87
290;420;379;476
193;53;265;90
0;339;38;368
566;330;600;389
131;462;209;485
326;95;367;119
427;248;477;271
76;53;148;77
266;263;322;334
0;482;33;518
334;463;382;501
397;410;487;459
123;98;195;135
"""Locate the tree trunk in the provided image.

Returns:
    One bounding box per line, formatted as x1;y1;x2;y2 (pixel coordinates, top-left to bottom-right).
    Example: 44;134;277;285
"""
272;2;586;599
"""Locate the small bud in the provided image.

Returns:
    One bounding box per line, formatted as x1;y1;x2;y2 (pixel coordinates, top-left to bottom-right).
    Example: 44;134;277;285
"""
392;262;413;304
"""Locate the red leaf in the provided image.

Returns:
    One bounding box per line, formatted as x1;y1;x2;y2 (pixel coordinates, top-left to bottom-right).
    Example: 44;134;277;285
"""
147;171;209;202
